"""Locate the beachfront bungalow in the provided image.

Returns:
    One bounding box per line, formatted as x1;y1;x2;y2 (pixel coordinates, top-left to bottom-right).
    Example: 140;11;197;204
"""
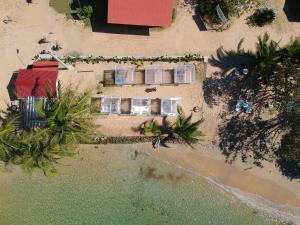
15;61;59;99
161;97;181;116
15;61;59;127
115;66;136;85
97;96;181;116
107;0;175;27
131;97;151;115
109;64;195;86
100;96;122;114
174;64;196;84
145;66;164;85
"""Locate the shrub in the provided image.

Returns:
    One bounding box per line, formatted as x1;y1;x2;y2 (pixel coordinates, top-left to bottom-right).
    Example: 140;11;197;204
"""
247;8;276;27
143;120;161;136
83;5;93;18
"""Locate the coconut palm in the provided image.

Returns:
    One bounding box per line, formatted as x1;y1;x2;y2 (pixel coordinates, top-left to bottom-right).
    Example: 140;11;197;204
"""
0;118;20;162
143;120;161;136
254;33;281;83
19;131;74;175
171;106;204;146
284;37;300;60
37;87;94;146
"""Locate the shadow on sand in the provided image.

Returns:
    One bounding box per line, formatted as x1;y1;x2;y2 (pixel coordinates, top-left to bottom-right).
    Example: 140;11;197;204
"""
202;47;298;178
74;0;150;35
6;72;18;101
283;0;300;22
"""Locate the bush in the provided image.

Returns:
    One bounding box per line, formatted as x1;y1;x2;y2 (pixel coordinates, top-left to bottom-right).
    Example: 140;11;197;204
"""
247;8;276;27
83;5;93;18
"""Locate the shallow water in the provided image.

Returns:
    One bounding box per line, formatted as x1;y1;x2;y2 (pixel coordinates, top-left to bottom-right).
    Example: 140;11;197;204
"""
0;146;279;225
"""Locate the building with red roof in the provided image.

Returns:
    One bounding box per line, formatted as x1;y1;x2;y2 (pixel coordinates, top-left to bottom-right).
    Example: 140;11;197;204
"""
107;0;175;27
15;61;58;98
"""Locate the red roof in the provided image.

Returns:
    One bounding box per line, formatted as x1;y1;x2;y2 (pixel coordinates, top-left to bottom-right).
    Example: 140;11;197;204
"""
16;69;58;98
107;0;174;27
32;61;59;68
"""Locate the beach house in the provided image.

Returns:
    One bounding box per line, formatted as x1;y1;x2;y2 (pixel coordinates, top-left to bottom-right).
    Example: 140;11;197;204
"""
107;0;175;27
15;61;59;127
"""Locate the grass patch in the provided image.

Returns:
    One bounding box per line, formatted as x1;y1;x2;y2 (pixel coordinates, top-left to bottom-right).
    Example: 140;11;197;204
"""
49;0;92;25
49;0;73;18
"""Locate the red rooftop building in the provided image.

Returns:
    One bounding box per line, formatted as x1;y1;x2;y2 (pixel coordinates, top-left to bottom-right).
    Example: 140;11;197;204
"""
15;61;59;98
107;0;175;27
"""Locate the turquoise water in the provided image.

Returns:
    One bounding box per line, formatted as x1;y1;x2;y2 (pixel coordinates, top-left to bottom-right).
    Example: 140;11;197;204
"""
0;146;279;225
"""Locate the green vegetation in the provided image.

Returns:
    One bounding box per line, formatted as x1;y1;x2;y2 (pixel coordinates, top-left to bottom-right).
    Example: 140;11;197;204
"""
171;107;204;146
142;107;204;147
49;0;93;25
253;33;281;83
83;5;93;18
143;120;161;136
49;0;73;18
0;87;94;175
62;54;205;64
199;0;256;25
247;8;276;27
217;34;300;178
37;88;94;145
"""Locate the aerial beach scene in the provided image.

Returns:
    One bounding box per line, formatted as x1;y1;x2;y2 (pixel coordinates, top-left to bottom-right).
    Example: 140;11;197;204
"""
0;0;300;224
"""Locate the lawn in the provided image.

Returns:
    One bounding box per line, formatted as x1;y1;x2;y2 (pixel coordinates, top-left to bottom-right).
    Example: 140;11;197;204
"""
49;0;91;25
49;0;74;18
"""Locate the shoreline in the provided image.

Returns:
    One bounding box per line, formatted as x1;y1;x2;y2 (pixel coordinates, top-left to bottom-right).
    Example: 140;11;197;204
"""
150;154;300;224
140;144;300;223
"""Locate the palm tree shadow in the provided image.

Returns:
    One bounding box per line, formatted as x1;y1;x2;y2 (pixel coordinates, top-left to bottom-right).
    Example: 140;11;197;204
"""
218;114;285;167
203;45;255;108
209;46;252;76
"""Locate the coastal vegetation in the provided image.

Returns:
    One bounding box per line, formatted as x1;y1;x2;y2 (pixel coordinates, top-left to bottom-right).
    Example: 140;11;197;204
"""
141;106;204;147
171;106;205;146
0;87;94;175
198;0;257;27
61;54;205;64
208;33;300;178
247;7;276;27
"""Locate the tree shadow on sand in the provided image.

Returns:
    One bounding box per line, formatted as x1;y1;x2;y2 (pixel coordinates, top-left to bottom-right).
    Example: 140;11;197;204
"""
204;46;297;172
203;46;256;108
218;114;286;167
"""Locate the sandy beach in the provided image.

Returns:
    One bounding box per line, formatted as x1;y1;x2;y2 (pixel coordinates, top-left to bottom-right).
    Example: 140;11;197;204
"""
0;0;299;218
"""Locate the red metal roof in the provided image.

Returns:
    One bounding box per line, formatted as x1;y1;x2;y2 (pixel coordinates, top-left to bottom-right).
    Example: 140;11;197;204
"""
107;0;174;27
32;61;59;68
16;69;58;98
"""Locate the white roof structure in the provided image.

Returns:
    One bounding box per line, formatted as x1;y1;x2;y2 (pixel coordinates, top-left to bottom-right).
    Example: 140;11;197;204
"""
131;97;151;115
145;66;164;84
20;96;49;128
100;96;121;114
174;64;196;84
161;97;182;116
115;66;135;85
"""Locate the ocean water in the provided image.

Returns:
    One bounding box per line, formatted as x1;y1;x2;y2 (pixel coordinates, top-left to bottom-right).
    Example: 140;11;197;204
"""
0;146;280;225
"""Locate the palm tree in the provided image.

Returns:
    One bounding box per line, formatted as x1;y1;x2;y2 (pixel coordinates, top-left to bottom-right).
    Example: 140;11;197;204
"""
143;120;161;136
37;87;94;146
171;106;204;146
19;131;74;175
284;37;300;61
0;118;20;162
254;33;281;84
